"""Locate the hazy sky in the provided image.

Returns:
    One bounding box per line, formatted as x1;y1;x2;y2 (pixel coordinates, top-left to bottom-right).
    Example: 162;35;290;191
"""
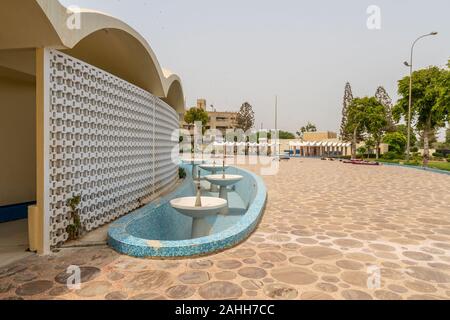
60;0;449;135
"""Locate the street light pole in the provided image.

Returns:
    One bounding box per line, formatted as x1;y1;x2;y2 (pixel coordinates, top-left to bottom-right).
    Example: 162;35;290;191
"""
404;32;438;161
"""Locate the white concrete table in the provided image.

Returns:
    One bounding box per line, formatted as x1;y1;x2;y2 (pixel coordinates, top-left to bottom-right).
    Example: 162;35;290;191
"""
170;197;228;238
181;158;207;179
204;174;243;214
199;164;230;192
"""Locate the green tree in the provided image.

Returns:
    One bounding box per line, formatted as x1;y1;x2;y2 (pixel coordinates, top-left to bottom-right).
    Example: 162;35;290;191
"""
393;66;449;166
375;86;395;132
340;82;354;141
344;97;381;159
184;107;209;130
296;122;317;139
278;130;296;139
383;132;407;155
395;124;417;148
365;100;388;159
236;102;255;132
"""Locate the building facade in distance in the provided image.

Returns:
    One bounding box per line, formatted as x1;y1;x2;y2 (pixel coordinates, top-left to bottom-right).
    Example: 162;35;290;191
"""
181;99;238;135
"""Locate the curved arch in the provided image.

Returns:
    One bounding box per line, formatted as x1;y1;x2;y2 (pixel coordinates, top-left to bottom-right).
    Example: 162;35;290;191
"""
163;78;186;115
33;0;185;111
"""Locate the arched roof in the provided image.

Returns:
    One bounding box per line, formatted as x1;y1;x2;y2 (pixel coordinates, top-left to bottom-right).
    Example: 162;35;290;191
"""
0;0;185;113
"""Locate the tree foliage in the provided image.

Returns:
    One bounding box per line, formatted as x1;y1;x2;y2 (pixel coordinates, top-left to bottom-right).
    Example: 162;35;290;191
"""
340;82;354;141
236;102;255;132
344;97;385;159
184;107;209;128
296;122;317;139
393;65;449;165
383;132;407;155
375;86;395;131
278;130;296;139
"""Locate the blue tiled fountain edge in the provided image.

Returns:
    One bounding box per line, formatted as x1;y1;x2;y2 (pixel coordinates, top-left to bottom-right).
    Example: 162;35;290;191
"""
108;165;267;258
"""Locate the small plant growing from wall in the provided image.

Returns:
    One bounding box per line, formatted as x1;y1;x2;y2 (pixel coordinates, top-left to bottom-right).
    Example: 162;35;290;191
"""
66;195;82;240
179;167;187;179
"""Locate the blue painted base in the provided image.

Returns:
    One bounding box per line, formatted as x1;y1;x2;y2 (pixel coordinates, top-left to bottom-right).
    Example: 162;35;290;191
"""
0;202;35;223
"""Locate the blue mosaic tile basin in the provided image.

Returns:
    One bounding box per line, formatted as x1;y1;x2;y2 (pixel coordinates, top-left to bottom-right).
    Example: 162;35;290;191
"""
108;165;267;257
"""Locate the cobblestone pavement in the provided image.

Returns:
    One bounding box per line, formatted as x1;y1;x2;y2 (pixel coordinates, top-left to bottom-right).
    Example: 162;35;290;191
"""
1;159;450;300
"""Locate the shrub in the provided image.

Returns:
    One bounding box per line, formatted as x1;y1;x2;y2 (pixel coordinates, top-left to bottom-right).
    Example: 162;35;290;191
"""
432;152;444;158
410;146;419;153
382;151;399;160
66;195;82;240
179;167;187;179
383;132;407;155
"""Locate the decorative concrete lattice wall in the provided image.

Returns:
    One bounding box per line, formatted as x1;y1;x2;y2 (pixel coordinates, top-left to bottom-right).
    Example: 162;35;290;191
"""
46;49;179;247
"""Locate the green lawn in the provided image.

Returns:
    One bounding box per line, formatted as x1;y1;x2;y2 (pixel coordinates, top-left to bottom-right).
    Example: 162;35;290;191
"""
428;161;450;172
369;159;450;172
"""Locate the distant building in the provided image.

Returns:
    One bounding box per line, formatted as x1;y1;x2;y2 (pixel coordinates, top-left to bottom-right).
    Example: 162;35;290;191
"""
303;131;337;142
282;131;389;157
181;99;238;135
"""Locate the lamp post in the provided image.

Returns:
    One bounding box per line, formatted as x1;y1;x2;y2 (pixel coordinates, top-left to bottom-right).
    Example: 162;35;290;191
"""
403;32;438;161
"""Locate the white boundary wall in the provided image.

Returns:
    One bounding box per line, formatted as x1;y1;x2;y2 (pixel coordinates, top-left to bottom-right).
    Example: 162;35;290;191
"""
43;49;179;248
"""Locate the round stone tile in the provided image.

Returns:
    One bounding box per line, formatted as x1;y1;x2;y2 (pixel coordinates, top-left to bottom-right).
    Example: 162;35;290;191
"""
55;266;100;285
76;281;112;298
230;248;256;258
406;266;450;283
402;251;433;261
241;280;264;290
333;239;364;248
301;291;334;300
129;293;166;300
198;281;243;300
271;267;318;285
124;271;173;290
16;280;53;296
374;290;402;300
264;283;298;300
258;252;287;263
238;267;267;279
341;271;369;288
289;256;314;266
107;272;125;281
48;286;70;297
216;260;243;270
336;260;364;270
388;284;408;294
346;253;376;262
312;264;340;274
405;280;438;293
341;289;373;300
369;244;396;252
300;246;342;260
105;291;128;300
178;271;210;285
166;285;196;299
316;282;338;293
188;260;213;269
215;271;237;281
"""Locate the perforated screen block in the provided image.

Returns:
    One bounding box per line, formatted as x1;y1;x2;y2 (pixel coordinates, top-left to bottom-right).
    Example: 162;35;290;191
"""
46;49;179;247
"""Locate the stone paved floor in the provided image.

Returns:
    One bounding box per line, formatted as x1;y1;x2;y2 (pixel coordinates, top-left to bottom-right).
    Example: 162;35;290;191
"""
1;158;450;300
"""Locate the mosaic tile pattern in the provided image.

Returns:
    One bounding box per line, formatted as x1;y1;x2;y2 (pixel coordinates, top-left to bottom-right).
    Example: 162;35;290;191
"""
46;49;178;247
1;159;450;300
